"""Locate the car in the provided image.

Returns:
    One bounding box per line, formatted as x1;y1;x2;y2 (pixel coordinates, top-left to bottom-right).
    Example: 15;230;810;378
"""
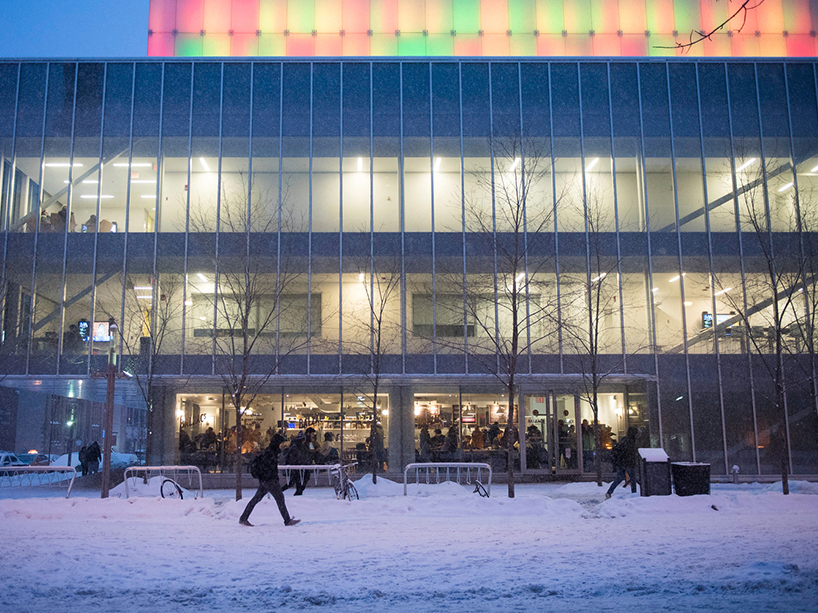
15;453;53;466
0;452;27;476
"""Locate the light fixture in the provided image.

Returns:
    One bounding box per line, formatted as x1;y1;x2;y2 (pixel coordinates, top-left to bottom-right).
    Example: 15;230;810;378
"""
131;179;156;184
714;287;732;296
811;164;818;173
199;316;207;321
358;272;365;282
357;157;363;172
434;157;441;172
684;301;693;306
778;182;794;192
199;157;210;172
736;158;756;172
508;157;520;172
592;273;606;283
45;162;83;167
136;295;152;300
114;162;152;168
197;273;208;282
652;287;659;292
140;195;156;199
516;272;525;283
184;300;193;306
133;286;152;290
585;157;599;172
669;273;686;282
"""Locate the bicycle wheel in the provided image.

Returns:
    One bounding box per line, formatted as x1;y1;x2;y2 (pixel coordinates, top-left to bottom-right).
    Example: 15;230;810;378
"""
160;478;184;500
346;481;359;501
473;481;489;498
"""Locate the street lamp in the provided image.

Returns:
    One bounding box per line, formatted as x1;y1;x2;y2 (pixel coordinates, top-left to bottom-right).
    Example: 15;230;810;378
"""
91;317;123;499
66;419;75;468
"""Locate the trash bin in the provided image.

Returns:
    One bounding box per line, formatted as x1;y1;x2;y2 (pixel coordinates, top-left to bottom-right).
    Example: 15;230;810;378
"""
638;448;672;496
672;462;710;496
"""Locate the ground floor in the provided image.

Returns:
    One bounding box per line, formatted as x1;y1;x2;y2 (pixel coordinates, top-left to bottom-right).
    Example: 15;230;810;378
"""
4;363;817;478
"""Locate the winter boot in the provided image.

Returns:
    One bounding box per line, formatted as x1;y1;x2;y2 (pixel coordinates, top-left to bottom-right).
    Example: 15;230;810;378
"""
284;518;301;526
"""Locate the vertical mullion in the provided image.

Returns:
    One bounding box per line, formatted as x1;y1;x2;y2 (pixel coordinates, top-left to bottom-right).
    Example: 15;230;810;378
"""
25;63;45;375
488;62;499;376
307;62;314;374
56;63;80;374
459;62;468;375
578;62;593;385
429;62;437;374
275;63;283;370
214;62;226;375
180;64;194;374
399;62;406;374
605;62;627;370
695;62;730;476
518;62;531;375
150;63;166;384
88;64;109;374
548;63;562;373
665;63;696;461
338;62;344;375
119;63;137;366
724;62;761;475
636;61;662;445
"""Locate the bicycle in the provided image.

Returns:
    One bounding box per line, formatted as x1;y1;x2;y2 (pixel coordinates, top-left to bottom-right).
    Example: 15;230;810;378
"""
331;463;359;501
160;478;184;500
473;480;490;498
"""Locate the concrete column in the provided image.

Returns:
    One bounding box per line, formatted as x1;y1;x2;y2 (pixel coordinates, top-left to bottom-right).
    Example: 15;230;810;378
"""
388;385;415;473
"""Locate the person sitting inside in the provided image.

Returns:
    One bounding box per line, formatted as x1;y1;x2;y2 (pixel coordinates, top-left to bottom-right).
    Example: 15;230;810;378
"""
470;426;484;450
318;432;340;464
84;214;97;233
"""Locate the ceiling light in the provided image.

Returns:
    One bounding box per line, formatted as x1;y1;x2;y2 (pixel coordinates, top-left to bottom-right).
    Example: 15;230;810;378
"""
133;286;152;290
736;158;756;172
45;162;83;167
357;157;363;172
434;157;441;172
113;162;152;168
197;273;208;282
136;295;152;300
199;157;210;172
199;316;207;321
714;287;732;296
684;301;693;306
669;273;686;282
359;272;365;282
592;273;606;283
185;300;193;306
811;164;818;173
778;182;793;192
652;287;659;292
508;157;520;172
140;195;155;199
131;179;156;184
585;157;599;172
516;272;525;283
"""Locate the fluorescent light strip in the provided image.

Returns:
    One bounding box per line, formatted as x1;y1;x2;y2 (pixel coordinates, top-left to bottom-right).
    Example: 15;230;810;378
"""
669;273;686;282
44;162;83;167
133;286;153;290
591;272;606;283
357;157;363;172
131;179;156;184
778;182;794;192
508;157;520;172
136;296;153;300
140;194;156;199
811;164;818;173
714;287;732;296
515;272;525;283
199;157;210;172
434;157;441;172
197;273;208;282
684;301;693;306
736;158;756;172
113;162;152;168
585;157;599;172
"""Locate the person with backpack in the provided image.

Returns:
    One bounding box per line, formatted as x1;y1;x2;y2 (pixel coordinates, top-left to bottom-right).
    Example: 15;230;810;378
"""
605;426;639;499
240;433;300;527
281;430;311;495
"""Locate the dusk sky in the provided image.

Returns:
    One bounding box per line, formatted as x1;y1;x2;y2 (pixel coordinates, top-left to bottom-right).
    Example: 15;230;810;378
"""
0;0;149;58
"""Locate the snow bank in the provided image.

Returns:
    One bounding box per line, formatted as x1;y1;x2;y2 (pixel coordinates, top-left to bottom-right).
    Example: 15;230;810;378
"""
50;451;138;470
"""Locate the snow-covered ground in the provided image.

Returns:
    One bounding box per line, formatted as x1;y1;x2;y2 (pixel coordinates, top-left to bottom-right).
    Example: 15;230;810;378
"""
1;477;816;613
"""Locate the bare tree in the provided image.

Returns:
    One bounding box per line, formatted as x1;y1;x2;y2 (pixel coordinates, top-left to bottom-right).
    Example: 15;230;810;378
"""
435;138;559;498
188;176;311;500
712;161;809;495
657;0;767;53
344;254;402;484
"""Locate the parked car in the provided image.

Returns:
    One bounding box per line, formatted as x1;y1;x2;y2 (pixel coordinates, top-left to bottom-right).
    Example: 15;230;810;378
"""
16;453;53;466
0;452;27;475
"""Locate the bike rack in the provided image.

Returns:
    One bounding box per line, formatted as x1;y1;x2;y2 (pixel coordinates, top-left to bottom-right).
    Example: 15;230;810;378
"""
123;466;203;499
0;466;77;498
403;462;492;496
278;464;341;488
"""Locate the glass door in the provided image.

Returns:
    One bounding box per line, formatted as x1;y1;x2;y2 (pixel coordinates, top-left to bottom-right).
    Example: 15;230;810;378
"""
523;392;581;474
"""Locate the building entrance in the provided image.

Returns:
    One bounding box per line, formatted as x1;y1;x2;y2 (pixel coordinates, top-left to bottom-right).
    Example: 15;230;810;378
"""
523;393;581;475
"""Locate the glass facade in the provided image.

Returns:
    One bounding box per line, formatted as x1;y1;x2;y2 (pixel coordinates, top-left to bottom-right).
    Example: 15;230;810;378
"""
1;58;818;477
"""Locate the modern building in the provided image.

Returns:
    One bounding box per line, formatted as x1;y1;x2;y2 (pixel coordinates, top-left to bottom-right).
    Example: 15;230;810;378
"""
1;0;817;480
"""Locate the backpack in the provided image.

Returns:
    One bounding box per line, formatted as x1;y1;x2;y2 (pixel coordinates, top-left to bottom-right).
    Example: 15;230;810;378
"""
610;439;626;468
249;450;277;481
325;446;340;464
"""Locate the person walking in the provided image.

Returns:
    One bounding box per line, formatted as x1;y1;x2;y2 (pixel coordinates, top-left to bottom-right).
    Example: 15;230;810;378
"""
281;431;311;495
605;426;639;499
239;433;300;527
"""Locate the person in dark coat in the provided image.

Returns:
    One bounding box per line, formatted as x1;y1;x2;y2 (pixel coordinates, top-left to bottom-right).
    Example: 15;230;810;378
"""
605;426;639;499
281;431;311;495
78;446;89;476
86;441;101;474
239;433;299;527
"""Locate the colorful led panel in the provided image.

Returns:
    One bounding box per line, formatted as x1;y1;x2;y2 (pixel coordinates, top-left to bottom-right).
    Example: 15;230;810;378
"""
147;0;818;57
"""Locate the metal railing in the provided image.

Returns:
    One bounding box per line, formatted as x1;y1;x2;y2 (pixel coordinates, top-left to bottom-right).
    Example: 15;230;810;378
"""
403;462;492;496
124;466;203;499
278;464;341;488
0;466;78;498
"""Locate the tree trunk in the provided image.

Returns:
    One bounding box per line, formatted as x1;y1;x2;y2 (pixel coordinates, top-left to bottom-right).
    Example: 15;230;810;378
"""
593;404;602;487
235;405;243;501
507;383;515;498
